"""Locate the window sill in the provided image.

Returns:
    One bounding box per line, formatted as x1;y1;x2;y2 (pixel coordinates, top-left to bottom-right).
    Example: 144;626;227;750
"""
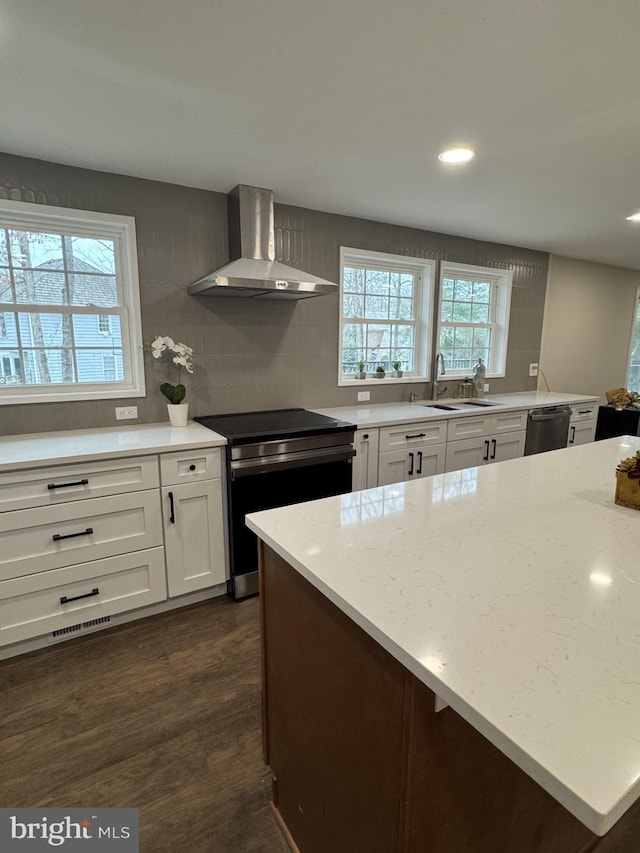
339;376;430;387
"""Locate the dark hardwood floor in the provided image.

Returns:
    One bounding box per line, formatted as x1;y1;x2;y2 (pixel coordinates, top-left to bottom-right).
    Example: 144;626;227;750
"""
0;596;290;853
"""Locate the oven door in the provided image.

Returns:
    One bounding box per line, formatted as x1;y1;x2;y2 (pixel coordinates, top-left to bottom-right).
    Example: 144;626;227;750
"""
227;446;354;599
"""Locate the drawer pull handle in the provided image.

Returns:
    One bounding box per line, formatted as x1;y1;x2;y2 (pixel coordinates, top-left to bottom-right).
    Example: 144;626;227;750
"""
483;440;490;462
417;451;423;475
569;425;576;444
189;464;196;471
60;587;99;605
408;452;414;476
405;433;426;439
52;527;94;543
47;478;89;490
578;410;591;415
490;438;497;460
169;491;176;523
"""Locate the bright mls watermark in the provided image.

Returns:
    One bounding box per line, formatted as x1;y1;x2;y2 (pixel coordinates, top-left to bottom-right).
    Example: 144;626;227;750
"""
0;809;138;851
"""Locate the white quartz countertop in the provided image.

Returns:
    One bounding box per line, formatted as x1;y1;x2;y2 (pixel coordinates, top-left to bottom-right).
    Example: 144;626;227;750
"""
247;436;640;836
313;391;599;428
0;422;226;471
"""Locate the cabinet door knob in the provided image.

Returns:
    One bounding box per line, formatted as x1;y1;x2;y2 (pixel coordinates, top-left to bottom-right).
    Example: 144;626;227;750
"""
363;434;369;440
189;464;196;471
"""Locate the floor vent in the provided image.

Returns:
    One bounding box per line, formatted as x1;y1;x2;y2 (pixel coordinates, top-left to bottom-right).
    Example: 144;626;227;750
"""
49;616;112;642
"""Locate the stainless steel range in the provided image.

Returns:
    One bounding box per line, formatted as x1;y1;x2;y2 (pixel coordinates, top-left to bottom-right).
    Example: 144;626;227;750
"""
194;408;356;599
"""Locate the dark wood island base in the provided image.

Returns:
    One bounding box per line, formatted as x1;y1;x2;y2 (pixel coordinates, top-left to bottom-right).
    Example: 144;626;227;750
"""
259;543;640;853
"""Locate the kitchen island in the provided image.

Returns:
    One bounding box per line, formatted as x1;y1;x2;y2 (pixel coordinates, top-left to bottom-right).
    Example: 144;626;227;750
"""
247;436;640;853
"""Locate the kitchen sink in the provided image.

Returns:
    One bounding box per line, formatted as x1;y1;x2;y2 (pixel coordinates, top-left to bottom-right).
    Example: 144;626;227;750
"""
421;404;460;411
457;400;501;407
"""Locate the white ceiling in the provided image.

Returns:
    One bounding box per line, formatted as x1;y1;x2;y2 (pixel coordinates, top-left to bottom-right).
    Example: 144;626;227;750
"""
2;0;640;269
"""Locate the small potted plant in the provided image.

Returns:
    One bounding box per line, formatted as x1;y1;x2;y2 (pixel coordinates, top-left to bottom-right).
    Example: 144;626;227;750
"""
374;365;386;379
150;335;194;427
392;360;403;378
355;360;366;380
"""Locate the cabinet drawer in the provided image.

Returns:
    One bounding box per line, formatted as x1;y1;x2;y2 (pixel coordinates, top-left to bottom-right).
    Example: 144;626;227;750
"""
0;456;160;513
490;410;528;434
0;547;167;647
379;421;447;452
446;415;491;441
570;403;598;421
0;491;163;581
446;410;527;441
160;448;222;485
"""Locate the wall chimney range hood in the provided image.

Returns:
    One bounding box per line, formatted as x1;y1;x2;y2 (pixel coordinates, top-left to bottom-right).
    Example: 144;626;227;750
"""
188;185;338;300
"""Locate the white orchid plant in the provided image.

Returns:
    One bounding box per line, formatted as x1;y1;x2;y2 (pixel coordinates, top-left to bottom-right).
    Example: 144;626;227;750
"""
151;336;194;405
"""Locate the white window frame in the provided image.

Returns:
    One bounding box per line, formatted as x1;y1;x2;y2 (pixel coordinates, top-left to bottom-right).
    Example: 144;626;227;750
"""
339;247;436;386
0;198;145;404
437;261;512;379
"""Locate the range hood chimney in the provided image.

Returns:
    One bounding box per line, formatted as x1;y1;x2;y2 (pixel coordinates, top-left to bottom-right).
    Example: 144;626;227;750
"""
188;185;338;300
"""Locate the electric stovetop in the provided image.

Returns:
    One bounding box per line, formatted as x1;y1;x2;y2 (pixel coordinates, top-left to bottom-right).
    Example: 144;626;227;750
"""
194;408;355;445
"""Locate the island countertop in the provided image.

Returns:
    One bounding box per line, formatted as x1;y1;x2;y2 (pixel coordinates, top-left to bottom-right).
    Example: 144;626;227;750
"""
247;435;640;836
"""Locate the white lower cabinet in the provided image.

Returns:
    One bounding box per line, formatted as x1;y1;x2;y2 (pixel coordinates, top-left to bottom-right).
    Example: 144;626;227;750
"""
0;445;228;654
445;431;527;473
567;404;597;447
352;429;380;490
378;443;446;485
567;419;597;446
0;547;167;646
162;480;226;596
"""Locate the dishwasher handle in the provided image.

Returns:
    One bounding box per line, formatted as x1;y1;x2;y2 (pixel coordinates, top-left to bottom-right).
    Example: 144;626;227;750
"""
528;406;572;421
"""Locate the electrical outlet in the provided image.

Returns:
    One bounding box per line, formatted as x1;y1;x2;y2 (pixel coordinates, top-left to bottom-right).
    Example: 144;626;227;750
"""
529;363;539;377
357;391;370;402
483;383;489;393
115;406;138;420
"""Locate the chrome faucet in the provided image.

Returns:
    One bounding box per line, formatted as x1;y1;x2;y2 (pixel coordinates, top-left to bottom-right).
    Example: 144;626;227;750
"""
431;353;447;400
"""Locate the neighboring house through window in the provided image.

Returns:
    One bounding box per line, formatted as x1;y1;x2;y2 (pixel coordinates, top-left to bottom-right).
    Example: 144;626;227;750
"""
0;199;144;404
339;247;435;384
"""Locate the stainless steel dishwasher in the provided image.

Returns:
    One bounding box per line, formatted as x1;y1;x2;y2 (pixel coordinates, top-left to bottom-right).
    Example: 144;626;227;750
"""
524;406;571;455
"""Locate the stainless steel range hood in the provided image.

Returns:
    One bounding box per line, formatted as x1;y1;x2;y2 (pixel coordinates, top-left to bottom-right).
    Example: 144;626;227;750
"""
188;185;338;300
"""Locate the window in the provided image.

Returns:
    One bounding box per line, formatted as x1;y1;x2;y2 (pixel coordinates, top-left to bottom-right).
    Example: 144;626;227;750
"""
0;199;144;404
101;354;117;381
97;315;112;336
339;248;435;384
437;261;512;378
626;288;640;391
0;312;5;337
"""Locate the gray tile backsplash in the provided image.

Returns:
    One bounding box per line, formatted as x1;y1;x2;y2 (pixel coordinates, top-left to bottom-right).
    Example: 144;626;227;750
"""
0;152;548;436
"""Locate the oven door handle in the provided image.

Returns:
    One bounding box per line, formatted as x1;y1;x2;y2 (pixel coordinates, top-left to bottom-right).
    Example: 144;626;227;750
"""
230;446;356;478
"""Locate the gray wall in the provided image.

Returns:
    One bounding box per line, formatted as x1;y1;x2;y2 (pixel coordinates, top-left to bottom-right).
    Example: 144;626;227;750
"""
0;152;549;436
540;255;639;401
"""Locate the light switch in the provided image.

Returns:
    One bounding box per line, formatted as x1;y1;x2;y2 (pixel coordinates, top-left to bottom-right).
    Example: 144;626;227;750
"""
357;391;370;402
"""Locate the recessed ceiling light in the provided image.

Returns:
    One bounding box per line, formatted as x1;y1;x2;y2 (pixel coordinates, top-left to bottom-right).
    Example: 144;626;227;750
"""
626;212;640;222
438;147;476;165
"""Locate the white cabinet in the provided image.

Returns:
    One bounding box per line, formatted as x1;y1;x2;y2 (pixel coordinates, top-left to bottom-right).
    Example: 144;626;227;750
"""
0;445;227;653
379;420;447;451
445;410;527;473
0;454;167;650
446;410;528;441
378;443;446;486
352;429;380;491
0;548;167;647
567;404;597;448
160;449;227;597
377;420;447;486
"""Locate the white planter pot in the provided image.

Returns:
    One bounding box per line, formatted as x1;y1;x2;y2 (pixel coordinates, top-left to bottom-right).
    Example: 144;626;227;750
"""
167;402;189;427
